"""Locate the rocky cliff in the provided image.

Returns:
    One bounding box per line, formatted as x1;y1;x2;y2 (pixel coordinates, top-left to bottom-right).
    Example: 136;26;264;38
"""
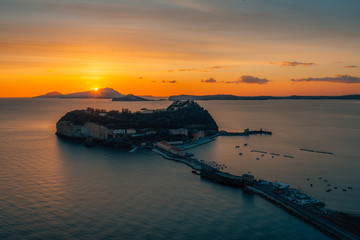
56;121;112;141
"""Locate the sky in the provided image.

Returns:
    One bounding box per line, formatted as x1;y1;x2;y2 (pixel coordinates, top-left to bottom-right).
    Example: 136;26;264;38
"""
1;0;360;97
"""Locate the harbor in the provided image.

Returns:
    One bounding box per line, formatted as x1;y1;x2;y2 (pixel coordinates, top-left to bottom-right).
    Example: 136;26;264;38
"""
151;136;360;240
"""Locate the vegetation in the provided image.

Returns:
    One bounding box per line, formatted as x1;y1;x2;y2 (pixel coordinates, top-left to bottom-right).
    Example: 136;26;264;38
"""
58;101;218;132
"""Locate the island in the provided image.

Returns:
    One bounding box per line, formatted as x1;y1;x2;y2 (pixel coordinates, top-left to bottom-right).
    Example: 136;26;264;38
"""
56;100;218;148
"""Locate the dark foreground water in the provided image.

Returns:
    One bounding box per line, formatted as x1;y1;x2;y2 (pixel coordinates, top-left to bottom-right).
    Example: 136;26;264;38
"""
1;98;357;239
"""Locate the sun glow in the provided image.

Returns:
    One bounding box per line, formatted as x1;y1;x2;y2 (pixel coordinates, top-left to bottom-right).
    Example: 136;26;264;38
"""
94;88;98;91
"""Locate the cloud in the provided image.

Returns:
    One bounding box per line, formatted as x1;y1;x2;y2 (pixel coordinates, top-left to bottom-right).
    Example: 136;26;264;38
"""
201;77;217;83
201;75;270;84
167;65;239;72
291;75;360;83
344;65;358;68
237;75;270;84
272;61;315;67
162;80;177;83
206;66;224;69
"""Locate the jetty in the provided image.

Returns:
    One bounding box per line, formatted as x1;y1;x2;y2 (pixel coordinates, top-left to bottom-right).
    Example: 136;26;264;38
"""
220;128;272;136
151;143;360;240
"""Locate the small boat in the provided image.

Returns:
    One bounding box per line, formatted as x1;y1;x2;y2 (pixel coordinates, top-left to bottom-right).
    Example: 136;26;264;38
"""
235;146;240;148
347;186;353;190
306;178;310;181
334;187;338;189
191;170;200;175
244;143;248;146
342;189;347;192
326;189;332;192
256;158;259;160
239;153;242;155
270;153;280;156
318;177;322;180
300;148;315;152
310;184;313;187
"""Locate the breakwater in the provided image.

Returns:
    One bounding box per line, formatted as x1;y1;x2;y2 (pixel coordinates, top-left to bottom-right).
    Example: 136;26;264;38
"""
200;169;243;188
220;129;272;136
248;186;359;240
152;147;359;240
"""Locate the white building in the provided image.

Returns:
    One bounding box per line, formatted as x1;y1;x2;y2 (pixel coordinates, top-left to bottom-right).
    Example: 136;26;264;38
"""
126;129;136;134
156;142;185;157
169;128;188;136
113;129;126;134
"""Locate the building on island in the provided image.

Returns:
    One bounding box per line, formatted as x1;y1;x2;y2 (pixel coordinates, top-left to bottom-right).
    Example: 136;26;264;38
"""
167;100;195;111
191;130;205;141
169;128;188;136
140;108;166;114
156;141;186;157
113;129;137;135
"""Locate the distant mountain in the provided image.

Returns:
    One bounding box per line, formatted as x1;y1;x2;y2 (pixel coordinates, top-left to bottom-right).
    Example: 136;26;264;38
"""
60;88;124;98
112;94;149;101
139;95;168;101
169;94;360;101
34;91;64;98
169;94;270;100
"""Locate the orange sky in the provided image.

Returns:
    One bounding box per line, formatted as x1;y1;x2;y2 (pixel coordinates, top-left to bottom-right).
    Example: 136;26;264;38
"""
1;0;360;97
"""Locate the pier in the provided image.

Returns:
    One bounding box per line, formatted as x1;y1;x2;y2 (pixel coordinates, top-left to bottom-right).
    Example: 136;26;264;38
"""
220;128;272;136
152;144;359;239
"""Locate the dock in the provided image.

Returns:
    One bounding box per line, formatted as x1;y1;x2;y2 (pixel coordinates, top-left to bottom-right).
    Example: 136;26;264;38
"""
220;128;272;136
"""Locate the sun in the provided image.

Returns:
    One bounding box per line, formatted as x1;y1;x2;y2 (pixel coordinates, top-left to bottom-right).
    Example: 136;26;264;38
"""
94;88;98;91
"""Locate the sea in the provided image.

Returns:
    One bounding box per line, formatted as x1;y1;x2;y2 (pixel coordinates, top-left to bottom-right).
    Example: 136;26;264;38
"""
0;98;359;240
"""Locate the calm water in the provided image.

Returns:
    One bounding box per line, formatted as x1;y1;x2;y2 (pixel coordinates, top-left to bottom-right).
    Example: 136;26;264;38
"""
1;98;358;239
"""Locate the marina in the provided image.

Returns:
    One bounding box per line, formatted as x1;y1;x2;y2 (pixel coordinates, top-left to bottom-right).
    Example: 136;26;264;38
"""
150;132;359;240
152;145;359;240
